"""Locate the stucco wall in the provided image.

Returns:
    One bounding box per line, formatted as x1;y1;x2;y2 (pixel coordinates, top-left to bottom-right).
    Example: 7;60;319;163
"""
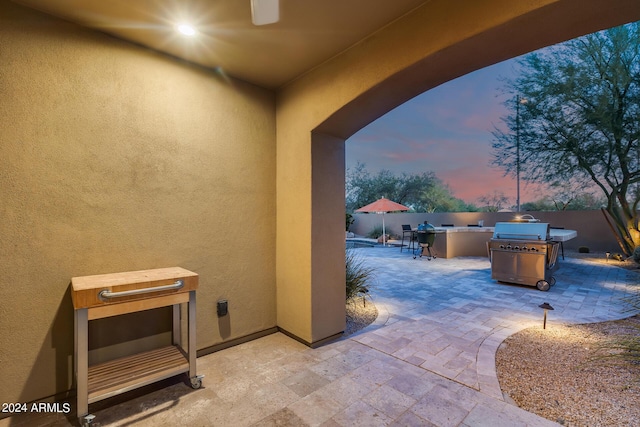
0;1;276;404
351;210;620;252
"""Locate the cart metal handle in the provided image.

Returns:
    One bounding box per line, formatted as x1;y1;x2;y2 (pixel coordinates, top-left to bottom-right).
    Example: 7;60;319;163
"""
98;280;184;301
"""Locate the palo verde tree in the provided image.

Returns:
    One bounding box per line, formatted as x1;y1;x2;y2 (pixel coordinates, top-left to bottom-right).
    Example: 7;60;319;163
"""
492;22;640;255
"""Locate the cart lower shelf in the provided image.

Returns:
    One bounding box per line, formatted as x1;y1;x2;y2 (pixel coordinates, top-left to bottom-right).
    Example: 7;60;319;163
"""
88;345;188;403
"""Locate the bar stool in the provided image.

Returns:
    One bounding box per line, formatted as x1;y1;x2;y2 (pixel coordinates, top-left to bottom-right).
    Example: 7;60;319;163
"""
400;224;415;252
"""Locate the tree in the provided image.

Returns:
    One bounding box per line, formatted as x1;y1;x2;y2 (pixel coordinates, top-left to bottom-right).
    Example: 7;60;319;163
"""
521;190;605;211
346;162;474;213
546;181;605;210
477;191;510;212
492;22;640;254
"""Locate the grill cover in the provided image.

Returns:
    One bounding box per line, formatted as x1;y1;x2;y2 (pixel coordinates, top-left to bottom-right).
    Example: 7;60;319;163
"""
492;222;550;241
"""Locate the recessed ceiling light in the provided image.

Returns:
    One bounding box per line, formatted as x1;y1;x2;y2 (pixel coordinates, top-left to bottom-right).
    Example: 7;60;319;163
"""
176;24;196;36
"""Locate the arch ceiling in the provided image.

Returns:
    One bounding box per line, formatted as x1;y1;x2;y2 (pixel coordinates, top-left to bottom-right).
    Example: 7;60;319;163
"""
12;0;429;89
13;1;640;95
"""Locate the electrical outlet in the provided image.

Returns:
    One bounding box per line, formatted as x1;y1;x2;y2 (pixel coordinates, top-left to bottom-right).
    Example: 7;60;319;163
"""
217;300;228;317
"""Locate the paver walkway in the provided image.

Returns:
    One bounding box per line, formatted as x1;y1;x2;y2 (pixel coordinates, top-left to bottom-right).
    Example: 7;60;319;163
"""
353;249;637;401
5;249;638;426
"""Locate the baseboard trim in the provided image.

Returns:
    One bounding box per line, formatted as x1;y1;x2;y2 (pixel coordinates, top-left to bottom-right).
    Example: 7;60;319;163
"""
196;327;279;357
277;327;344;348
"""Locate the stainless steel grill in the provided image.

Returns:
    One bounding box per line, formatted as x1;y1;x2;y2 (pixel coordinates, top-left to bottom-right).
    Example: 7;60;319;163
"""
487;222;560;291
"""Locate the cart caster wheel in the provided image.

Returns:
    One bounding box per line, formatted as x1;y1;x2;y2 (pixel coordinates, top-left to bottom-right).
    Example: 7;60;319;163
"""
190;375;204;389
81;414;96;427
536;280;550;291
549;276;556;286
413;255;417;259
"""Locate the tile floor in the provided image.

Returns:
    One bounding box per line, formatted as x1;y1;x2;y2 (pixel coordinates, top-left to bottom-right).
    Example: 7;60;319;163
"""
4;248;638;426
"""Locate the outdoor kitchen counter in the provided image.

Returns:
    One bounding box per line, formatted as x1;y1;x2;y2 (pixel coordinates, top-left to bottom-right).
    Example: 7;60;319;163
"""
428;226;576;258
547;229;578;241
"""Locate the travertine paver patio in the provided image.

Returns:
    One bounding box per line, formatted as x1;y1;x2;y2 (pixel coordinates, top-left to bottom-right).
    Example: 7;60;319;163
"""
4;248;638;427
349;248;638;401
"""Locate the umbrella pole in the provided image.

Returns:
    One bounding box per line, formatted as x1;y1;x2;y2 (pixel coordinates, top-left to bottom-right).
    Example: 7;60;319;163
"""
382;213;386;246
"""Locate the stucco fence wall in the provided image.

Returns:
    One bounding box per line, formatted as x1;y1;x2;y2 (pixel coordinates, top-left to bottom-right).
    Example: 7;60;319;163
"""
351;210;621;253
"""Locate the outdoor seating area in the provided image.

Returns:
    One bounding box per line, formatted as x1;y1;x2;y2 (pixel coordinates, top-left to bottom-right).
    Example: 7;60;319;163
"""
9;248;637;426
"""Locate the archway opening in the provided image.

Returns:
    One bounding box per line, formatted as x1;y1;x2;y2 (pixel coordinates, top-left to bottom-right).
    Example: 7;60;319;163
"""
304;12;640;344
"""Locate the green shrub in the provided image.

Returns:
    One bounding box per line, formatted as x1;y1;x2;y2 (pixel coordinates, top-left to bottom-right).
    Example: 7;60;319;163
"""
346;249;375;303
346;213;354;232
578;246;590;253
367;225;384;239
632;246;640;264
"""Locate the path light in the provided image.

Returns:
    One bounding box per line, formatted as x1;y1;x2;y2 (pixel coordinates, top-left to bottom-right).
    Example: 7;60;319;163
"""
538;302;554;329
606;251;611;262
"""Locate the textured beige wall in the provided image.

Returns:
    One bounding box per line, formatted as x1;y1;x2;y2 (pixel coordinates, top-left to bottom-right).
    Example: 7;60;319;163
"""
0;1;276;404
352;211;620;252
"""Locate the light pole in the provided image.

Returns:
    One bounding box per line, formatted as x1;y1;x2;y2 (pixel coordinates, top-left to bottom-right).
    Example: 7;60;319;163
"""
515;95;527;212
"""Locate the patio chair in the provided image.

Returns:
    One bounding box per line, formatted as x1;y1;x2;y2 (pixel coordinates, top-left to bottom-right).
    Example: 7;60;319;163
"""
400;224;415;252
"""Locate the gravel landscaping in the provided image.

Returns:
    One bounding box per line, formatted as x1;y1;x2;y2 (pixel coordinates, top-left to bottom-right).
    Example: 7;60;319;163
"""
496;315;640;426
496;250;639;426
344;297;378;336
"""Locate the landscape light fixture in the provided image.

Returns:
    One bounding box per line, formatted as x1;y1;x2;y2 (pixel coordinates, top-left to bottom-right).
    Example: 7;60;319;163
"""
538;302;554;329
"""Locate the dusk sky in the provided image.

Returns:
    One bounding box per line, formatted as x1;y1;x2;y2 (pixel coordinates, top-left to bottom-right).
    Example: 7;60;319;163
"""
346;55;544;206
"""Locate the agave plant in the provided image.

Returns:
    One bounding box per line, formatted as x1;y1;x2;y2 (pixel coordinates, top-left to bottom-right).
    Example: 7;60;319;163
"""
592;291;640;366
346;248;376;304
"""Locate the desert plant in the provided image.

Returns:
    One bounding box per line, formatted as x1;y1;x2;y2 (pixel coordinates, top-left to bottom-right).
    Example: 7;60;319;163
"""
632;246;640;264
346;213;354;232
578;246;590;253
591;291;640;366
367;225;384;239
346;249;375;304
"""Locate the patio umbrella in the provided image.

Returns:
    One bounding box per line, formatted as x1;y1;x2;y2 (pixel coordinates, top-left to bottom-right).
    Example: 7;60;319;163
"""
355;197;409;246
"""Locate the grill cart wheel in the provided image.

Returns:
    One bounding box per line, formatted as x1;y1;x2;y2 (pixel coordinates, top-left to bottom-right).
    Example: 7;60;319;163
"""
190;375;204;389
549;276;556;286
536;280;550;291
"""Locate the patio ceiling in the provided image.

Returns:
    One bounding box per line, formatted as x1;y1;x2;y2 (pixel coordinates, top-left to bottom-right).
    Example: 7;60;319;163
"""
12;0;429;89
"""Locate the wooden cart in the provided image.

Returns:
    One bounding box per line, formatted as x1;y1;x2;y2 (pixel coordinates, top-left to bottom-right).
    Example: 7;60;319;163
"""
71;267;202;426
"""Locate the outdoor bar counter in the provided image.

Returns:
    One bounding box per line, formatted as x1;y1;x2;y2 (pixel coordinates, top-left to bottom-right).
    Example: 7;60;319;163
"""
428;226;577;258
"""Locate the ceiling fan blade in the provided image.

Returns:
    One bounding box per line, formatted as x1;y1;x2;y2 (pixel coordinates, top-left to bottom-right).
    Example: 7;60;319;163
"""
251;0;279;26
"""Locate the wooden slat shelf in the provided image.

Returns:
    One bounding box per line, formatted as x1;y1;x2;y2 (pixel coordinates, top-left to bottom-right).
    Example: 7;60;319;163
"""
88;346;189;402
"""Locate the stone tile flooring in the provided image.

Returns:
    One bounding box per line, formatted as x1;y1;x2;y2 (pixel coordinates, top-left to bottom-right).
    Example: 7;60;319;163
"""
4;249;638;426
